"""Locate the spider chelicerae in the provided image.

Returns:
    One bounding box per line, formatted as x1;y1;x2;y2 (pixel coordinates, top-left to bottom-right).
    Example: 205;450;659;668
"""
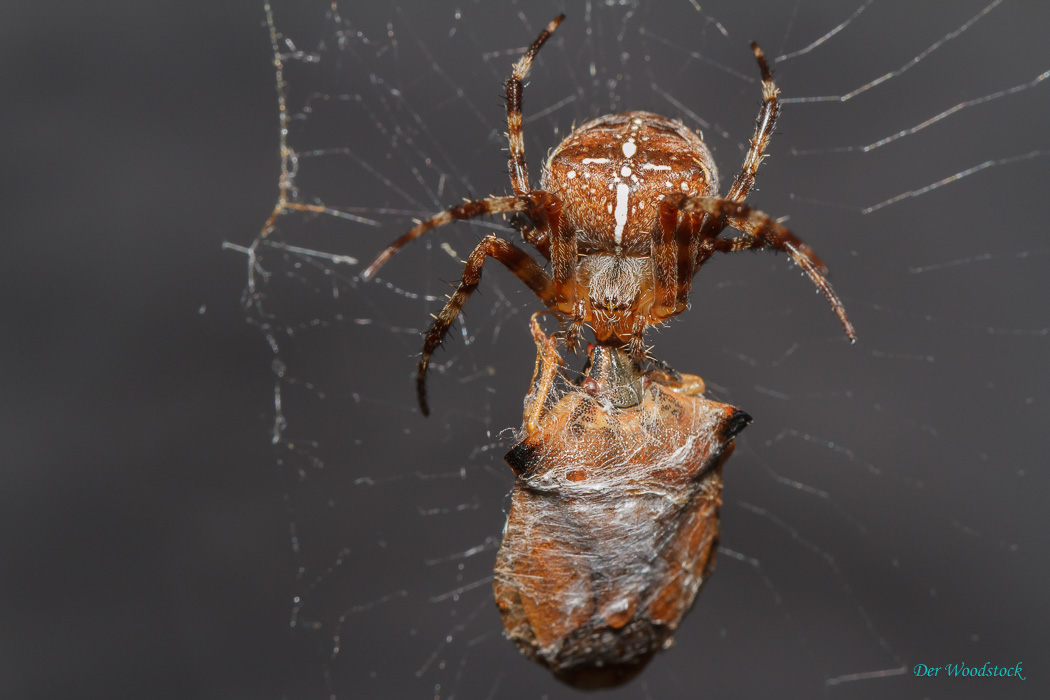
362;14;856;415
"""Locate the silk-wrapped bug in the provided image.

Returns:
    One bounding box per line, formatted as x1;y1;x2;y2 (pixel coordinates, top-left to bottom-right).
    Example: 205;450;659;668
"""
493;317;750;687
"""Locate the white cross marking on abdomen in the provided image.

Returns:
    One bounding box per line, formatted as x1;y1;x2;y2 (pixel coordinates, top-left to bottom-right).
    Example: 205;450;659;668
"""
614;183;629;245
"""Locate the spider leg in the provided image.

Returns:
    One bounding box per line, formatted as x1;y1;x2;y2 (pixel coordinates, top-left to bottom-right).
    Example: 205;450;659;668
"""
653;198;702;318
505;14;564;196
653;201;710;317
417;234;560;415
710;235;768;253
723;209;827;273
726;42;780;204
677;211;714;308
566;293;587;351
549;204;579;313
361;195;532;281
503;17;577;300
673;195;856;342
628;314;648;361
510;214;550;260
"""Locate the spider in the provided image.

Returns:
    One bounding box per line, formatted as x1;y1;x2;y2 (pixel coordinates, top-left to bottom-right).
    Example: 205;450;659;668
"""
362;14;856;415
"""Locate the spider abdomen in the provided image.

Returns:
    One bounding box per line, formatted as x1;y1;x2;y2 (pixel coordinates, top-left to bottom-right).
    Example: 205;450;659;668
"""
542;111;719;254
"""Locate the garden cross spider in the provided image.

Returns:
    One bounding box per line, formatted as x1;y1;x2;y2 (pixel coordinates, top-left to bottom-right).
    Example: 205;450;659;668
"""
362;14;856;415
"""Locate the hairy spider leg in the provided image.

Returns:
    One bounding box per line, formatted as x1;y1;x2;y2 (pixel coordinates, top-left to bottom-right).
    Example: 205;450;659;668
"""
363;14;568;283
363;12;574;415
661;46;856;343
653;198;695;318
417;235;561;415
673;195;857;342
505;13;564;197
726;43;781;203
505;15;579;309
678;42;781;308
361;196;531;281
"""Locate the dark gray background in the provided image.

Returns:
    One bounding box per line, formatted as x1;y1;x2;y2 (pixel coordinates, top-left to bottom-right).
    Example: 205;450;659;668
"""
3;1;1048;699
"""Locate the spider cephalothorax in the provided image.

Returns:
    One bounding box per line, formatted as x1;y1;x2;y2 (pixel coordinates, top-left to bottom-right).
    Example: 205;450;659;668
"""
361;14;855;414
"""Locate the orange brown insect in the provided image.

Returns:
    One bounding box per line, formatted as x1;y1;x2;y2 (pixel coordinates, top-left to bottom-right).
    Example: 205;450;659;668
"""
492;316;750;686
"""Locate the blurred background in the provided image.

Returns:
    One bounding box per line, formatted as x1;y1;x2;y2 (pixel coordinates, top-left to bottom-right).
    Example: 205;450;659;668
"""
3;1;1048;698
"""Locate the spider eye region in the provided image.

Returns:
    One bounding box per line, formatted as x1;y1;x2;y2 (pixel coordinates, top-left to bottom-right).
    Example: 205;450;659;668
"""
542;111;718;254
582;255;647;307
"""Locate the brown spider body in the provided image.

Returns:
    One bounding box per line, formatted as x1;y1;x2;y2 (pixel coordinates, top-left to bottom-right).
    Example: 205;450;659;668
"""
362;14;855;415
541;111;718;342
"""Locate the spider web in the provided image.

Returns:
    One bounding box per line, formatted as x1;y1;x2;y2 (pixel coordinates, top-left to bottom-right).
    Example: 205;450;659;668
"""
228;1;1049;697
